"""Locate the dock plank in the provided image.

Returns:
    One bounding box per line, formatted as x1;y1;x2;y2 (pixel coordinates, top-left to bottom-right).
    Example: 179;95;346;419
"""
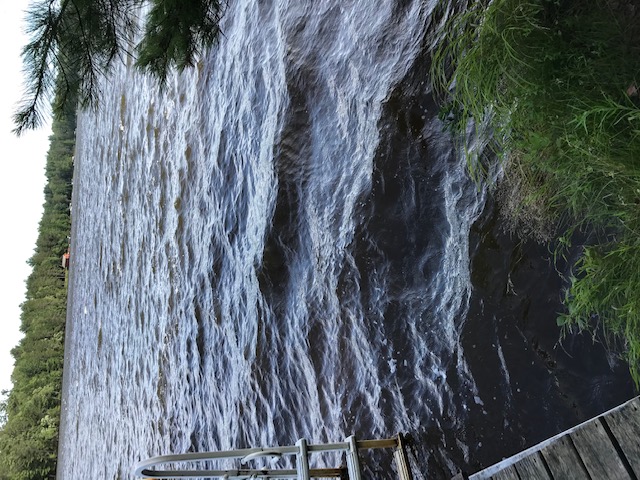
513;452;550;479
604;397;640;476
540;435;589;480
570;418;631;479
491;465;519;480
469;397;640;480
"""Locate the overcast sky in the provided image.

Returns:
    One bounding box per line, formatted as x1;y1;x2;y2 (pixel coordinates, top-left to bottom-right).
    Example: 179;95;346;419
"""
0;0;52;397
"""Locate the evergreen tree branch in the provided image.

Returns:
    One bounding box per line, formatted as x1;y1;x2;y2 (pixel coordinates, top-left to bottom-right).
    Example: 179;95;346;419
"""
13;0;71;135
14;0;226;134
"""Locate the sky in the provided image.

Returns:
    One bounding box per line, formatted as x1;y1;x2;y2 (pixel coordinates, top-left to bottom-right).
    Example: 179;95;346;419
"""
0;1;52;397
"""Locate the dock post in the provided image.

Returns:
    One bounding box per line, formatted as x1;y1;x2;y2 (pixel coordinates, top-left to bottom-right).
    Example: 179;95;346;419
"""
296;438;311;480
393;433;414;480
346;435;363;480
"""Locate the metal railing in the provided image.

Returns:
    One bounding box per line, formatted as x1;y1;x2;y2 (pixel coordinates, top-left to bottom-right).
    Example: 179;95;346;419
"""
133;435;407;479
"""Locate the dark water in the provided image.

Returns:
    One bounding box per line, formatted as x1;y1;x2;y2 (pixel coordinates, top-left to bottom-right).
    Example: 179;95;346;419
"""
57;1;635;478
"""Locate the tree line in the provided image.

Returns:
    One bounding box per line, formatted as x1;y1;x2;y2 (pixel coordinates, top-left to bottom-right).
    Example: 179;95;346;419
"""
0;88;75;480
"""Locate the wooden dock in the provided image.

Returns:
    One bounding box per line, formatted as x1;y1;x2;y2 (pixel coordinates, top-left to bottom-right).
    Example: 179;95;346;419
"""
469;396;640;479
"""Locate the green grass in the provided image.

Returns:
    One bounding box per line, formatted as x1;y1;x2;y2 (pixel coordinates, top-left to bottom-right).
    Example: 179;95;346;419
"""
432;0;640;384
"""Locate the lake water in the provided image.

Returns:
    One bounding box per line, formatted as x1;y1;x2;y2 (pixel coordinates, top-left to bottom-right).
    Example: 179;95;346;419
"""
57;1;635;478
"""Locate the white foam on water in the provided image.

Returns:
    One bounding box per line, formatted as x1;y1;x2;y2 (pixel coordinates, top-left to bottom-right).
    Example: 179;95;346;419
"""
57;1;489;477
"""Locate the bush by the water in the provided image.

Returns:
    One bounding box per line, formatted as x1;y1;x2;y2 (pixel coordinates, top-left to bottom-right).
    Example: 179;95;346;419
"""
432;0;640;384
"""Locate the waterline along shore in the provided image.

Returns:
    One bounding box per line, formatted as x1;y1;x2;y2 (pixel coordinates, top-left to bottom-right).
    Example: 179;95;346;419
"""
432;0;640;384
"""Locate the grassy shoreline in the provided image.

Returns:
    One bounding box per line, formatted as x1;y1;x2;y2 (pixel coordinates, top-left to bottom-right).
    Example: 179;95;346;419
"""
432;0;640;384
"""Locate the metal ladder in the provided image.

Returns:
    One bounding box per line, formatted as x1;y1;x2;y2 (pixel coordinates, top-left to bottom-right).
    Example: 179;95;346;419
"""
133;434;413;479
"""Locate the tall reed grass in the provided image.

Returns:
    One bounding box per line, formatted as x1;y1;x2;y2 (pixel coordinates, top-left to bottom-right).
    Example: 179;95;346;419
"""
432;0;640;384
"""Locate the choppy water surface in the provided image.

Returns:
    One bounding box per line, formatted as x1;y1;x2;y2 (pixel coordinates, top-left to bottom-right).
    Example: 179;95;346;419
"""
58;1;634;478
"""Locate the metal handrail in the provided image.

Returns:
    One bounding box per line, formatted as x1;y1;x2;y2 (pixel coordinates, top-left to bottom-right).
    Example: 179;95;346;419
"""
133;435;402;479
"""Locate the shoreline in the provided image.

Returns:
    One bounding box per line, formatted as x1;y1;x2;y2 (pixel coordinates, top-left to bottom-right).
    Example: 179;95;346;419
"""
55;120;82;477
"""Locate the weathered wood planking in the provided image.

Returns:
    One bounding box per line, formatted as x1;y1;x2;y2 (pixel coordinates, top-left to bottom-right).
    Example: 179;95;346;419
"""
570;418;631;479
513;452;550;479
540;435;589;480
468;396;640;480
605;396;640;477
490;465;519;480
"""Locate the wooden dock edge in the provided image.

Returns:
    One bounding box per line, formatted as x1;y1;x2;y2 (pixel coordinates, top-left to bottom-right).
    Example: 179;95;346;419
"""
469;395;640;479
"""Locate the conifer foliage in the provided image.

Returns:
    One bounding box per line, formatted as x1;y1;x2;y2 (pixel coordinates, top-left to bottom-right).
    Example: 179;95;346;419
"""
14;0;226;135
136;0;225;83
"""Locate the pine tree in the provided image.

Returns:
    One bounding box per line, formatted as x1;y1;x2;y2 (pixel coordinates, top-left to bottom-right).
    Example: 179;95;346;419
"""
14;0;227;135
136;0;225;83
